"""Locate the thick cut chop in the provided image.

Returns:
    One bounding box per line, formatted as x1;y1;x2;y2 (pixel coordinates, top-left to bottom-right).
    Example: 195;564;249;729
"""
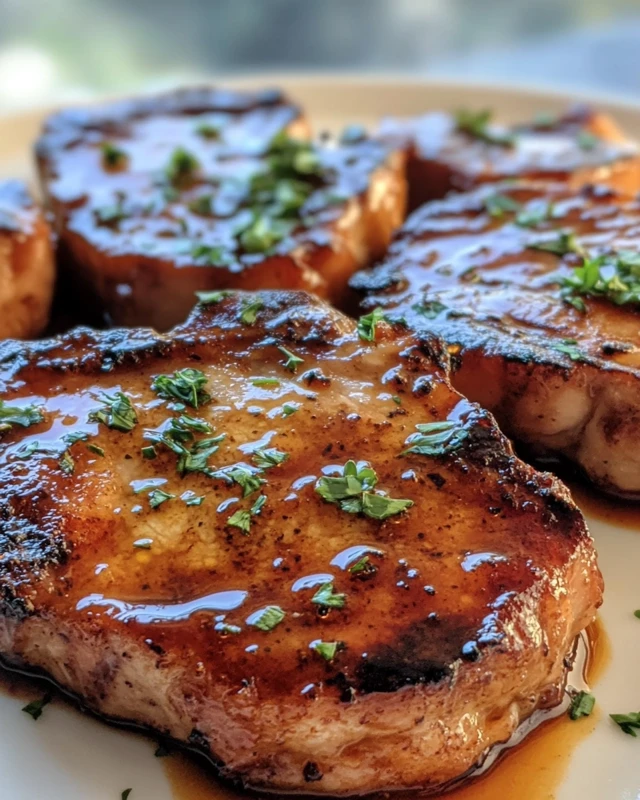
0;291;601;795
379;105;640;211
36;87;406;330
351;180;640;497
0;181;55;338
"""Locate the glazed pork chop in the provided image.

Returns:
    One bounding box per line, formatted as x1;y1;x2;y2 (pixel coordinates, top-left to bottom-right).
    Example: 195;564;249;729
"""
36;87;406;330
379;105;640;211
0;181;55;339
351;180;640;497
0;291;601;794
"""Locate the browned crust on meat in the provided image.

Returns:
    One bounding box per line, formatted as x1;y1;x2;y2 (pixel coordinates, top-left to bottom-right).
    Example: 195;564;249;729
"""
0;181;55;339
0;291;601;793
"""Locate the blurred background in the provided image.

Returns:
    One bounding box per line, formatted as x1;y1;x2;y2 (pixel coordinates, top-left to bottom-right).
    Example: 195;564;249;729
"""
0;0;639;112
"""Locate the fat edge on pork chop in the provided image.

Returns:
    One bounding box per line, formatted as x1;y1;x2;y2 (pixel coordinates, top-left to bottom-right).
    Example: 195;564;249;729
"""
0;291;601;794
36;87;406;330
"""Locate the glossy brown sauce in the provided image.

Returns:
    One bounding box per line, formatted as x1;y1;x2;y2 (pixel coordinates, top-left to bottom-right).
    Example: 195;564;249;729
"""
568;480;640;531
164;619;609;800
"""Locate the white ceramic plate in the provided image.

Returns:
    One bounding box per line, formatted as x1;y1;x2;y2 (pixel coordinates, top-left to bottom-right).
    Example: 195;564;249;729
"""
1;76;640;800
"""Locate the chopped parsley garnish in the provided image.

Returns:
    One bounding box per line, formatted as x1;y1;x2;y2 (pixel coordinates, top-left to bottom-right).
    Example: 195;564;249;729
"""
454;109;516;147
142;445;157;459
610;711;640;736
551;339;585;362
568;691;595;720
183;492;205;506
529;231;583;257
22;693;51;721
0;401;43;434
402;420;468;457
165;147;200;187
251;494;267;515
196;289;234;305
63;431;89;446
195;122;221;140
86;443;105;457
577;131;599;151
252;448;288;469
484;193;521;218
413;300;448;319
515;202;555;228
312;641;341;661
560;250;640;310
278;346;303;373
282;402;300;417
349;555;372;574
95;198;128;226
227;509;251;533
89;392;137;433
152;368;210;408
191;244;233;266
100;141;127;169
240;298;264;325
144;423;225;477
249;605;285;632
315;460;413;521
148;488;175;509
357;308;385;342
239;213;293;253
58;450;75;475
267;131;323;179
188;194;213;216
391;396;402;406
252;377;280;388
311;582;346;609
212;464;265;496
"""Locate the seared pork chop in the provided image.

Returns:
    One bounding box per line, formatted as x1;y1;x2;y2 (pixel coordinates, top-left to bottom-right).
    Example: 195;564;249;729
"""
36;87;406;330
351;180;640;497
0;291;600;794
379;105;640;211
0;181;54;338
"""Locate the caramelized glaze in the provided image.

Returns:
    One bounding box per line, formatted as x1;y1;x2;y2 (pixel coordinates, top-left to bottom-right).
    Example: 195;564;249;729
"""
0;291;602;794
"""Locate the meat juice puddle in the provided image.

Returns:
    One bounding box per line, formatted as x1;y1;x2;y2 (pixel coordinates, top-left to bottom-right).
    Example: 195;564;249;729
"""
164;620;610;800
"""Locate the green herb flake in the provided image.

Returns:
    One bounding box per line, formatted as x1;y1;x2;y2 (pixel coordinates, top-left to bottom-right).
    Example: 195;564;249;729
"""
412;300;448;319
252;448;289;469
195;122;221;140
212;464;265;497
312;640;341;662
252;377;280;388
250;494;267;515
152;368;210;408
142;445;157;460
610;711;640;737
89;392;137;433
282;402;300;417
58;450;75;475
560;249;640;309
191;244;233;266
391;396;402;406
357;307;385;342
278;346;304;373
86;443;105;457
577;131;599;151
227;509;251;534
148;489;175;509
0;401;44;434
100;141;127;169
239;214;294;254
515;202;555;228
403;420;468;457
528;231;583;257
634;610;640;619
166;147;200;187
311;582;346;609
454;108;516;147
196;289;234;305
188;194;213;216
184;493;205;507
122;791;132;800
484;193;521;218
240;299;264;325
315;460;413;521
349;556;371;574
568;690;596;720
551;339;585;362
249;605;285;632
22;693;52;721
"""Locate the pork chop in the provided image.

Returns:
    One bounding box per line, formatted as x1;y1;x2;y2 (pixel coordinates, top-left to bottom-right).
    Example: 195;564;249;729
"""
351;180;640;497
36;87;406;330
0;290;601;794
0;180;55;339
379;105;640;211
